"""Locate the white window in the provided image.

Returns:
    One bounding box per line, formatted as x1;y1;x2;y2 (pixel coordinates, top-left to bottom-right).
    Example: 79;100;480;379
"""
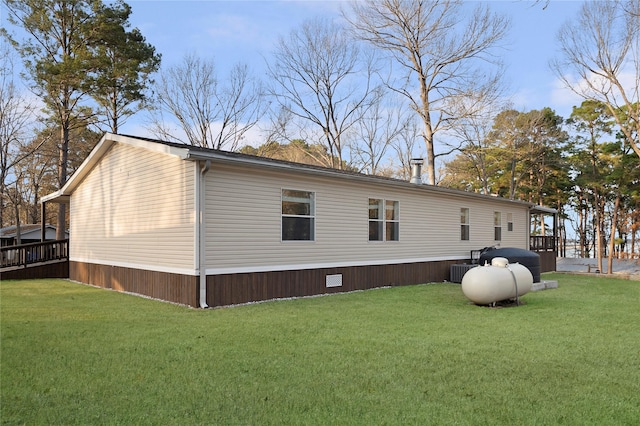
507;213;513;232
494;211;502;241
461;208;470;241
282;189;315;241
369;199;399;241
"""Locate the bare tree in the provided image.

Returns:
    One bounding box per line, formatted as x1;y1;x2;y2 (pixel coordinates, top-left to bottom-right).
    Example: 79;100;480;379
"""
531;0;551;10
3;0;125;239
266;17;381;169
350;92;406;175
262;106;294;147
14;138;57;224
552;0;640;159
346;0;509;184
446;100;508;195
0;44;38;229
391;117;425;181
149;53;264;150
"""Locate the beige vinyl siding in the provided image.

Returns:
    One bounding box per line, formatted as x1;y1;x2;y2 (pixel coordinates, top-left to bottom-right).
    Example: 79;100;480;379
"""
205;163;529;272
70;143;196;273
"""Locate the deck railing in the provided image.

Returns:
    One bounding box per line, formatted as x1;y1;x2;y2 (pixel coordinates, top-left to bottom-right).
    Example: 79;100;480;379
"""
1;239;69;269
530;235;556;252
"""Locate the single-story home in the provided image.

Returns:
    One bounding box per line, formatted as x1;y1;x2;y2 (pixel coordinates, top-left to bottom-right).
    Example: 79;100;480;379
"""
42;133;555;308
0;224;66;247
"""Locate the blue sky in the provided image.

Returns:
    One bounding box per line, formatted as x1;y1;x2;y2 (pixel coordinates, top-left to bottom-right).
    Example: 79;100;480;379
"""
118;0;585;137
2;0;586;138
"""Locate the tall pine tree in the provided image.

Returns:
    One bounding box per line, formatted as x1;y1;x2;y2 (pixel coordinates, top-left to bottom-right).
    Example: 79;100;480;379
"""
3;0;159;236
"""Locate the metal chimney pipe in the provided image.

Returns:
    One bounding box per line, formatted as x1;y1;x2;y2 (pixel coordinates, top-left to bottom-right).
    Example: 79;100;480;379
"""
410;158;424;184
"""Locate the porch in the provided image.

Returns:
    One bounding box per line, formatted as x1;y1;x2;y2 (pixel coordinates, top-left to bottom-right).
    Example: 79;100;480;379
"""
1;240;69;280
530;235;556;273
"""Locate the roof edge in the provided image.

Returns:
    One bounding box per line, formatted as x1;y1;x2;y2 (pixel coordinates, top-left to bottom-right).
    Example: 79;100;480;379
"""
41;133;191;203
41;133;555;212
530;205;558;214
184;149;537;209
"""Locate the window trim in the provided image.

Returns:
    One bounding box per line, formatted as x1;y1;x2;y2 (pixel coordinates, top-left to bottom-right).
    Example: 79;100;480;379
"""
385;200;399;242
369;198;399;242
494;211;502;241
281;188;316;242
461;207;470;241
507;212;513;232
368;198;384;242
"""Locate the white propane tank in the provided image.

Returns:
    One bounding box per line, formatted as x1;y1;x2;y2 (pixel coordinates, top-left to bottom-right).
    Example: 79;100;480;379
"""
461;257;533;305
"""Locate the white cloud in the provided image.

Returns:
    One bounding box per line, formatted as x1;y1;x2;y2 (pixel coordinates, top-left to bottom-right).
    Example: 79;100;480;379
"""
551;66;638;117
549;77;583;116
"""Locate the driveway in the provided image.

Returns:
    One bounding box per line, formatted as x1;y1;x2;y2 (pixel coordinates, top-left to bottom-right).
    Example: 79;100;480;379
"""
556;257;640;279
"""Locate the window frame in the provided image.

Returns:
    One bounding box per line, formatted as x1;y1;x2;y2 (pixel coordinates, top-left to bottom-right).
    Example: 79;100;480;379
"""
460;207;470;241
507;212;513;232
281;189;316;242
385;200;399;242
494;211;502;241
368;198;399;242
368;198;384;242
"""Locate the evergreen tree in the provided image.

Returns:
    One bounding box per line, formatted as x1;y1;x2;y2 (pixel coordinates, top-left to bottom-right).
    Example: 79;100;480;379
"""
3;0;159;236
90;1;161;133
567;100;614;268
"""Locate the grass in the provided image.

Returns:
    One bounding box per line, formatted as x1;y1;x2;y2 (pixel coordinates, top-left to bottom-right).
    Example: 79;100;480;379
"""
1;273;639;425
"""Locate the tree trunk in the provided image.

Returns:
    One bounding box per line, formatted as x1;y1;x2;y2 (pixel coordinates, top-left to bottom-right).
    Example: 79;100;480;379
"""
421;112;435;185
56;125;69;240
510;157;516;200
607;194;620;275
578;195;585;257
557;201;566;257
595;190;603;272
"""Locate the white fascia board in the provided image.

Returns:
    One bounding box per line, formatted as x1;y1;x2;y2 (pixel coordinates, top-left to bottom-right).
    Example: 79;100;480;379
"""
41;133;191;202
108;134;190;159
40;133;114;202
529;205;558;214
205;255;468;276
40;190;67;203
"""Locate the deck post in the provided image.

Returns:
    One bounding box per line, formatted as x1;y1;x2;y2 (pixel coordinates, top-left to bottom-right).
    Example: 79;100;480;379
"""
41;202;46;242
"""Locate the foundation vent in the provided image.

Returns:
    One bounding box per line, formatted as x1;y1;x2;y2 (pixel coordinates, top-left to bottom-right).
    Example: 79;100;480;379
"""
326;274;343;288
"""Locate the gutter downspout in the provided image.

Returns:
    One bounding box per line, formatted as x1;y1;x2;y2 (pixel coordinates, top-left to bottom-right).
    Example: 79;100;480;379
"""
197;160;211;308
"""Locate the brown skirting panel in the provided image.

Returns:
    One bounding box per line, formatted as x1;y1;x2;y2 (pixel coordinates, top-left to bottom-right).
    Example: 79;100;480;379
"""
1;260;69;280
207;259;464;307
70;261;199;307
536;251;557;273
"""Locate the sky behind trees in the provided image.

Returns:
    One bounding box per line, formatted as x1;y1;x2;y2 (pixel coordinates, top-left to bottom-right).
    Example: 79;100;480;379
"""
2;0;585;139
123;0;584;130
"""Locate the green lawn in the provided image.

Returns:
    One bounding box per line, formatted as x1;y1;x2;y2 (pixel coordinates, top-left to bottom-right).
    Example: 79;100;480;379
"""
1;274;639;425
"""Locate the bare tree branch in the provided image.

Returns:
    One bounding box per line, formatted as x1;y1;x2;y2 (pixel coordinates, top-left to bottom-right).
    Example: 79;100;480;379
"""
266;17;381;169
0;43;39;228
148;53;265;150
345;0;509;184
551;0;640;159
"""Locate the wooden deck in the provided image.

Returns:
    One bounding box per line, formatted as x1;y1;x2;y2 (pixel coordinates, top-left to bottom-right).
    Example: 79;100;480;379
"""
1;240;69;280
530;235;557;273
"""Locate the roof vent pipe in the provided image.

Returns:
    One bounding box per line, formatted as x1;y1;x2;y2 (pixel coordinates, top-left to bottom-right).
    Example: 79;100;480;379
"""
410;158;424;184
